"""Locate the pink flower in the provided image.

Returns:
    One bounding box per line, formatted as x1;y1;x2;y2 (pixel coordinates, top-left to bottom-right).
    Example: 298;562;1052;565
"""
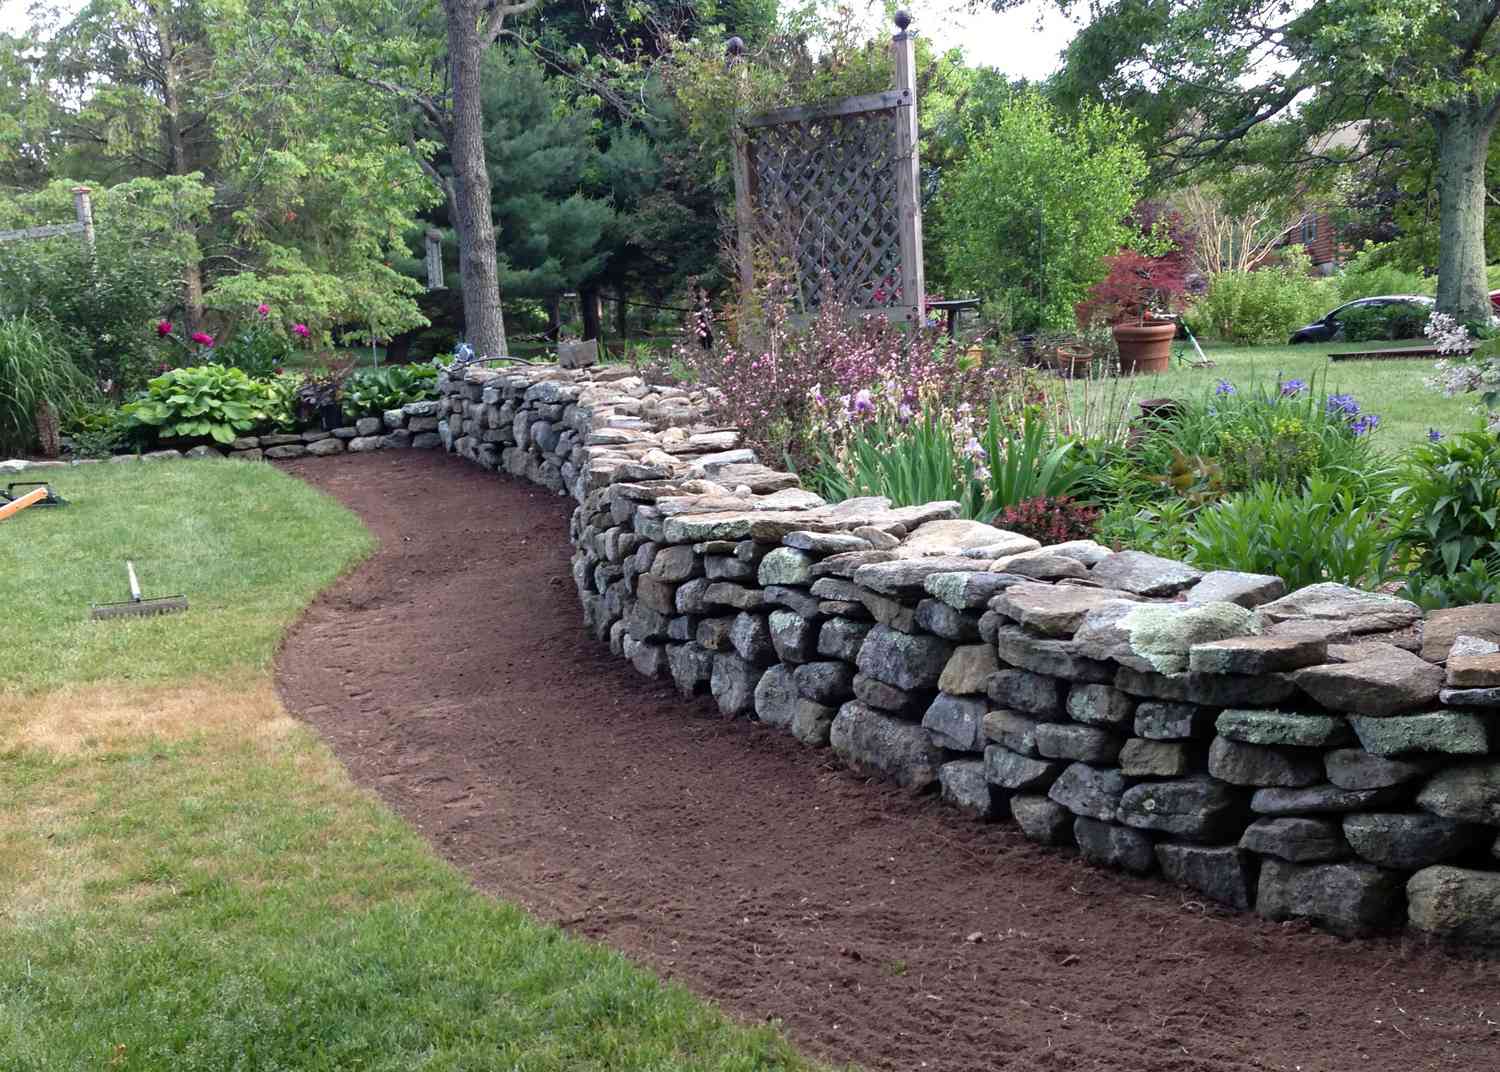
156;320;173;337
256;303;270;317
292;323;311;339
191;331;214;347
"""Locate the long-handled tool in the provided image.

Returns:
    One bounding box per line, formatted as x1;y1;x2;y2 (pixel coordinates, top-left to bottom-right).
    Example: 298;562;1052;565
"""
0;486;48;522
91;561;188;621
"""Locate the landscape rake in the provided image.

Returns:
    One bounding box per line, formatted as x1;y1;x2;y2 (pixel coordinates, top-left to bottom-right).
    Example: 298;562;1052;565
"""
91;560;189;621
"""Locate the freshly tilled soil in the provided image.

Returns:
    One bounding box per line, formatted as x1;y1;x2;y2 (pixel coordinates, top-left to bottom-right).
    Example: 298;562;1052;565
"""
276;451;1498;1072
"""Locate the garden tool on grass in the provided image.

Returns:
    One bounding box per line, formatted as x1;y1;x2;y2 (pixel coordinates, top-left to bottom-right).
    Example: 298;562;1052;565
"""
0;481;66;521
91;561;188;620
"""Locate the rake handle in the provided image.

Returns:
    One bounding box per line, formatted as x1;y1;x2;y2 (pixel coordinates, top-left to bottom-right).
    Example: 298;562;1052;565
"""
126;561;142;603
0;486;47;521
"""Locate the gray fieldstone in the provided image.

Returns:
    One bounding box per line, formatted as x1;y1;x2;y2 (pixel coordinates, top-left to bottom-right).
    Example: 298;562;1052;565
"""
990;582;1140;638
922;694;989;751
793;661;855;705
1406;866;1500;944
1324;748;1433;790
1185;570;1286;609
1114;666;1299;707
1048;762;1128;821
1134;701;1218;741
635;574;678;615
768;609;818;664
667;642;714;695
1420;603;1500;661
410;432;442;450
1156;843;1257;910
1035;723;1123;764
762;584;822;620
1293;648;1444;716
1255;582;1423;635
986;668;1064;717
1349;712;1490;757
702;581;764;610
1117;778;1243;841
1065;683;1136;727
993;551;1089;581
1087;550;1203;596
914;599;980;641
855;625;953;691
1074;817;1156;873
757;547;815;586
1010;794;1075;845
852;556;994;598
229;448;264;461
183;444;220;458
705;554;756;581
938;644;998;695
1189;634;1327;675
651;545;701;582
853;525;901;550
984;746;1063;792
1416;761;1500;824
710;654;763;717
1251;784;1405;816
817;617;873;662
983;711;1041;756
354;416;383;436
1207;737;1323;787
1342;813;1477;870
675;577;712;615
791;698;837;746
899;518;1037;558
1118;739;1192;778
259;433;301;446
753;665;800;729
993;627;1115;683
229;436;260;450
1073;600;1258;674
1255;859;1406;937
1446;652;1500;687
1438;686;1500;708
1239;817;1350;863
1214;709;1353;748
852;674;929;718
939;759;996;817
783;531;871;555
829;701;945;789
1044;539;1114;566
263;444;307;459
347;436;382;452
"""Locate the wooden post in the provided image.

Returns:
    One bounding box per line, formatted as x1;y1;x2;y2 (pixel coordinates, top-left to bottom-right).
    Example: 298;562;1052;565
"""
891;12;925;325
72;186;95;255
727;37;757;305
425;228;445;290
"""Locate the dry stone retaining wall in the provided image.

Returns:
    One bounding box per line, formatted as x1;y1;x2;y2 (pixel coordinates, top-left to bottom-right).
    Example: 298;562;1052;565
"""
425;365;1493;944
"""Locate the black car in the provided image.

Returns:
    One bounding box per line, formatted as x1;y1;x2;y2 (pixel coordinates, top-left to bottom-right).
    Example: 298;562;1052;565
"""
1288;295;1434;343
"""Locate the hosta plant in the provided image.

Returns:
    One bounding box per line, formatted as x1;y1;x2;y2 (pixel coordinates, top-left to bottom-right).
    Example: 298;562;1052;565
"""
343;363;439;418
122;365;273;444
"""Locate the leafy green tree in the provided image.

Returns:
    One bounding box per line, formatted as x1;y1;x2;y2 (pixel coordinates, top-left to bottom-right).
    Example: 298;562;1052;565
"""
1044;0;1500;323
935;90;1147;332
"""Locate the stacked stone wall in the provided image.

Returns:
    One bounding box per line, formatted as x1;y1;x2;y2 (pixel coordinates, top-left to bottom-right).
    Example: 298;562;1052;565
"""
432;363;1497;944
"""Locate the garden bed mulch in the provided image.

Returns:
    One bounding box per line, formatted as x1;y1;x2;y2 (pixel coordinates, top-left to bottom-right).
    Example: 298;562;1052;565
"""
275;450;1497;1072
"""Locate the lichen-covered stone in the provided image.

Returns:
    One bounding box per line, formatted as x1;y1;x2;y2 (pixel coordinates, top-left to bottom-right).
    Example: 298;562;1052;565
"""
1416;761;1500;824
1189;634;1327;675
667;642;714;695
1118;738;1191;778
1255;860;1405;937
791;698;837;746
1048;762;1127;821
1342;813;1477;869
1185;570;1286;609
1074;601;1257;674
939;759;995;817
1323;748;1432;790
984;746;1063;792
793;661;855;705
1251;783;1405;816
817;617;873;661
829;701;944;788
1348;712;1490;757
650;544;701;582
1293;648;1444;716
899;518;1036;558
851;673;928;717
853;556;995;598
938;644;999;695
757;546;815;586
768;609;818;664
923;570;1028;610
986;668;1065;717
1114;666;1299;707
1239;817;1350;863
993;627;1115;683
1065;683;1136;727
1035;723;1123;765
1133;701;1217;741
1255;583;1422;635
710;653;763;717
1074;817;1155;873
990;582;1140;638
1215;709;1353;748
729;612;776;666
983;711;1041;756
1420;604;1500;661
754;664;800;729
1010;794;1075;845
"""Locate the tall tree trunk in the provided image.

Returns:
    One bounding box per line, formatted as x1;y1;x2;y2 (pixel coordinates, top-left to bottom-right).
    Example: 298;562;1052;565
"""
443;0;508;357
580;285;601;341
1434;103;1499;324
546;294;562;341
154;13;206;334
615;289;628;338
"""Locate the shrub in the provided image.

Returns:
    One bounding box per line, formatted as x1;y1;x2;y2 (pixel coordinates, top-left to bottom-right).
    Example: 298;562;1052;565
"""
122;365;275;445
343;364;440;418
1391;426;1500;581
1186;249;1333;343
61;401;130;458
1334;242;1434;303
1184;477;1392;590
0;315;90;456
936;91;1147;333
1401;557;1500;610
993;495;1099;544
1336;302;1428;342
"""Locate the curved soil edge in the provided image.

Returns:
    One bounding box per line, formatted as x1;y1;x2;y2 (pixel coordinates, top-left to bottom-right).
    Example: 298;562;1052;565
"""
275;451;1498;1072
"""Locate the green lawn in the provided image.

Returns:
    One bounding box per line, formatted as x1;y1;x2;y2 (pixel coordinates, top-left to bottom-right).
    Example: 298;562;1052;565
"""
1065;337;1482;448
0;460;823;1072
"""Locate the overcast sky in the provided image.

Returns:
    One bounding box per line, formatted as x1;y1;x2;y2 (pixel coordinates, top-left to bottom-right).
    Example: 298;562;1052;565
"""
0;0;1081;81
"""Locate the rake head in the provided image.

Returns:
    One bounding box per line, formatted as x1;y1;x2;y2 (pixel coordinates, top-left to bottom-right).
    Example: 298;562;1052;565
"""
90;595;189;621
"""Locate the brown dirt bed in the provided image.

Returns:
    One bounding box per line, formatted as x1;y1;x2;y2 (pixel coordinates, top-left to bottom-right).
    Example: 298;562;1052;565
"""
275;451;1498;1072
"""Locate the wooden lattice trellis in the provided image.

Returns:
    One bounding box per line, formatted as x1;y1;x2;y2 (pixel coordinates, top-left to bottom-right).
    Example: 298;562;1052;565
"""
731;19;925;323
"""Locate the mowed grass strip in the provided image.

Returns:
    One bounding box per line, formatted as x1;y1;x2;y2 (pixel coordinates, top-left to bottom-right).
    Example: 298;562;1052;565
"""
0;460;826;1072
1065;338;1480;447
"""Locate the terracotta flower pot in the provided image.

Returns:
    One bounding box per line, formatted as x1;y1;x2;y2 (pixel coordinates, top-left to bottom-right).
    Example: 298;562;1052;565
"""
1112;320;1177;375
1050;344;1093;379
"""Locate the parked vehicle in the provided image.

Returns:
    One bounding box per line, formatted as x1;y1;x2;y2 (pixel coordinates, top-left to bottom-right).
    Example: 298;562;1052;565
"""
1288;295;1434;343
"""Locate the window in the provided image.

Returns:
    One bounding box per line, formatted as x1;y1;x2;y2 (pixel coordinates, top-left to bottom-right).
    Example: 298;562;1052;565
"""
1301;216;1318;244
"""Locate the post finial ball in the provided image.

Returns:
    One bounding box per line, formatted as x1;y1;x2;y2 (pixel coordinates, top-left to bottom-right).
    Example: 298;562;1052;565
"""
726;36;745;56
894;10;912;31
